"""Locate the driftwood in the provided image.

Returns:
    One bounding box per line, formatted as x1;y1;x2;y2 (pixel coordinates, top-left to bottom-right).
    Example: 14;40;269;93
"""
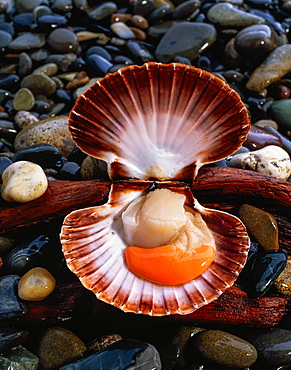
1;166;291;327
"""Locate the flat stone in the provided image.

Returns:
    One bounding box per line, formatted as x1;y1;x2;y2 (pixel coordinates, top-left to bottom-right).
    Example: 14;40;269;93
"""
32;62;58;76
239;204;279;251
8;32;46;50
155;22;216;63
246;44;291;92
207;3;264;27
14;116;75;157
274;257;291;295
13;88;35;111
0;275;27;320
196;330;258;368
37;327;87;369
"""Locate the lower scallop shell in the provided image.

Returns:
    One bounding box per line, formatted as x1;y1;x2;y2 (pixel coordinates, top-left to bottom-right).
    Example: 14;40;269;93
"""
61;182;250;316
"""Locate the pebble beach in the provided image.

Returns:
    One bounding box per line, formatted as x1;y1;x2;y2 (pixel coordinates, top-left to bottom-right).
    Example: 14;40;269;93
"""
1;0;291;369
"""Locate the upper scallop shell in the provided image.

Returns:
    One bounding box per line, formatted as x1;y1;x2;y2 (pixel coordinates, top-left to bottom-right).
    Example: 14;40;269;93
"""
69;62;250;182
61;182;250;316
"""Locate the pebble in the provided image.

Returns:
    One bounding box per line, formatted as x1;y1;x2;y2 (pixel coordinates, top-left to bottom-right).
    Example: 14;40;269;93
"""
243;124;283;150
196;330;258;368
8;32;46;50
227;145;291;180
20;73;57;96
14;110;39;129
0;327;28;352
47;28;79;53
239;204;279;251
37;326;87;369
18;267;56;301
207;2;265;27
110;21;136;39
13;143;63;168
246;44;291;93
1;161;48;203
0;275;27;320
155;22;217;63
274;257;291;296
14;116;76;157
0;345;39;369
13;87;35;111
269;98;291;135
246;328;291;366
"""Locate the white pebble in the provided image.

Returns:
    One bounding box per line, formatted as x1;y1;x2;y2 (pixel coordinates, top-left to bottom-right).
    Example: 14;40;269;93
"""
228;145;291;181
1;161;48;203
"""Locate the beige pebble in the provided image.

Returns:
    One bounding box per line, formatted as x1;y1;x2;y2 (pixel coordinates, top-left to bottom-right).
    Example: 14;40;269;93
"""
18;267;56;301
14;110;39;129
254;119;279;130
1;161;48;203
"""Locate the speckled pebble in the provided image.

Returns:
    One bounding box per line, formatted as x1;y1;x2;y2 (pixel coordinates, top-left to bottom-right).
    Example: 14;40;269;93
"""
14;111;39;129
196;330;258;368
1;161;48;203
18;267;56;301
14;116;76;157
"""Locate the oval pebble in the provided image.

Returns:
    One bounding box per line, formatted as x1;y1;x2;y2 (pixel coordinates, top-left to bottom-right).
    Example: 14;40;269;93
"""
1;161;48;203
13;143;62;168
13;87;35;111
196;330;258;368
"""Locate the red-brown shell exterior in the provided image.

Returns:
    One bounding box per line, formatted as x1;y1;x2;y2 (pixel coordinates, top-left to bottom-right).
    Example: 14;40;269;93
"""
69;62;250;182
61;182;250;316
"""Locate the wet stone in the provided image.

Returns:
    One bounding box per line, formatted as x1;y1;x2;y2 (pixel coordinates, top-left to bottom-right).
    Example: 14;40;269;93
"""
0;120;17;142
0;30;12;49
265;126;291;154
0;275;27;320
243;124;282;150
56;161;81;180
33;62;58;76
246;328;291;366
13;88;35;111
18;267;56;301
13;13;35;31
0;73;20;92
133;0;156;16
51;0;73;13
155;22;216;63
130;14;149;29
207;3;265;27
60;339;162;370
18;52;33;77
0;327;28;352
239;204;279;251
13;143;62;168
87;1;118;20
147;4;173;24
196;330;258;368
172;0;201;19
14;116;75;157
87;54;113;75
246;44;291;93
274;257;291;296
38;327;87;369
0;156;12;175
20;73;56;97
269;99;291;135
8;33;46;50
37;14;68;31
110;21;136;39
0;345;39;369
47;28;79;53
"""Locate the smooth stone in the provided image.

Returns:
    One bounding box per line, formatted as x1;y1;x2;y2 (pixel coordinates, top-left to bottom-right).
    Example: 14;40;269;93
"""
246;328;291;366
15;0;42;12
21;73;56;96
172;0;201;19
87;1;118;20
0;236;14;256
47;28;79;53
14;111;39;129
80;156;108;180
0;156;12;175
0;73;20;92
254;119;278;130
8;32;46;50
126;40;154;62
246;44;291;92
239;204;279;251
56;161;81;180
0;345;39;369
46;53;77;72
133;0;156;16
269;99;291;135
32;62;58;76
0;120;17;142
207;3;264;27
234;24;280;60
265;126;291;154
274;257;291;296
110;21;135;39
269;84;291;100
0;89;13;104
33;5;53;19
155;22;216;63
248;251;287;297
1;161;48;203
38;327;87;369
13;88;35;111
18;267;56;301
87;54;113;75
0;22;14;36
196;330;257;368
51;0;73;13
130;14;149;29
18;52;33;76
243;124;282;150
227;145;291;180
147;4;173;24
13;143;62;168
65;71;89;89
0;275;27;319
59;339;162;370
0;30;12;48
74;77;101;98
86;45;112;60
147;20;182;38
0;328;28;352
14;116;75;157
37;14;67;31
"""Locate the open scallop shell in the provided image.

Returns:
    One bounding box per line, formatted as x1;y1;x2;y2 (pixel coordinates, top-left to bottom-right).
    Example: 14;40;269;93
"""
69;62;250;182
61;182;250;316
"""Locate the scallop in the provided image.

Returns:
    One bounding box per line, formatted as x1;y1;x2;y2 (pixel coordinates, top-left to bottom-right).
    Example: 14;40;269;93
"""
61;62;251;316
